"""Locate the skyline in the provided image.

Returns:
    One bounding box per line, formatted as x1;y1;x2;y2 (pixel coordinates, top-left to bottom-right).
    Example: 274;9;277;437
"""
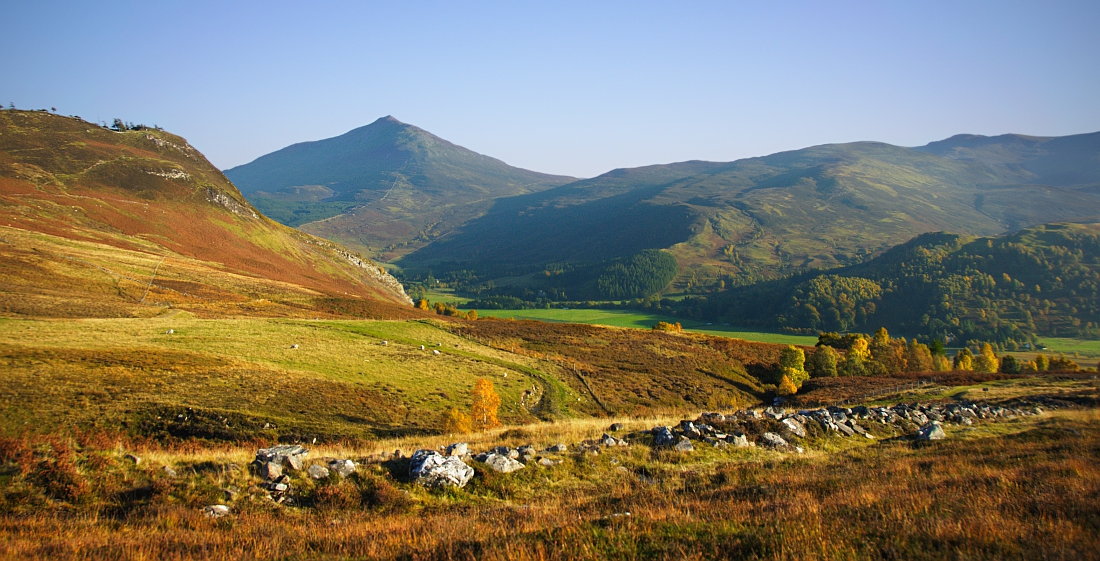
3;1;1099;178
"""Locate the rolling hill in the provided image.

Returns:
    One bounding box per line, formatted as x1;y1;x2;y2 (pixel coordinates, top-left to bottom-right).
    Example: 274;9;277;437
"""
400;132;1100;300
0;109;412;318
224;116;576;260
697;220;1100;347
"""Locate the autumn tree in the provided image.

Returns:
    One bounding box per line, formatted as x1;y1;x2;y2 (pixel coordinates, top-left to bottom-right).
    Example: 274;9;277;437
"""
841;337;870;376
953;348;974;371
869;328;906;374
1034;353;1049;372
442;407;472;434
809;345;839;377
416;299;430;310
932;354;952;372
777;374;799;396
779;345;808;388
905;339;934;372
974;343;999;373
1000;354;1023;374
471;378;502;431
1049;354;1080;372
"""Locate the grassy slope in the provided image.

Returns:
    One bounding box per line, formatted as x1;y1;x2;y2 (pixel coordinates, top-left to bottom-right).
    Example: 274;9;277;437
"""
224;116;576;260
0;315;578;438
0;110;412;319
0;312;801;439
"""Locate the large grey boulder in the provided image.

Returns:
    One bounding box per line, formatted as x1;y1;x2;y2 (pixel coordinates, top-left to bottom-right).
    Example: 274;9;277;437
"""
202;504;231;518
917;422;946;441
652;426;678;447
256;445;309;471
307;464;330;480
674;438;694;452
409;450;475;488
781;418;806;438
760;432;789;449
728;432;750;447
328;459;356;478
491;446;520;460
259;461;284;481
482;453;525;473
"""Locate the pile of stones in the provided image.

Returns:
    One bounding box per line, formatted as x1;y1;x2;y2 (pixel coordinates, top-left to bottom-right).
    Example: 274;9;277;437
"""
650;398;1051;452
409;440;585;488
249;445;358;504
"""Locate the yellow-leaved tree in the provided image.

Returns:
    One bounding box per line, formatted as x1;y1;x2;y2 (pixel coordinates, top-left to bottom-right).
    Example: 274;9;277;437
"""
471;378;502;431
974;343;999;373
442;407;472;435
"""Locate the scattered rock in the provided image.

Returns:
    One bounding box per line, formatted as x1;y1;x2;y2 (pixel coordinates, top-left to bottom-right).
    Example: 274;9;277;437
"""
290;344;299;349
781;418;806;439
545;443;568;453
653;426;678;447
307;464;330;480
202;505;230;518
917;422;946;441
728;433;750;447
259;461;284;481
256;445;308;472
328;459;356;477
608;423;624;432
445;442;468;457
482;452;525;473
673;438;694;452
409;450;475;488
123;453;142;465
760;432;789;449
162;465;177;478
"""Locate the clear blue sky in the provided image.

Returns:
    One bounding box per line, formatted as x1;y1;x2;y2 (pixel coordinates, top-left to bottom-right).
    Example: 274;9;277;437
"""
3;1;1098;178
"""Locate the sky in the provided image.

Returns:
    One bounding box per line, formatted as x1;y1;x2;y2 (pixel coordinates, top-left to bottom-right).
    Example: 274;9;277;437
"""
3;1;1099;178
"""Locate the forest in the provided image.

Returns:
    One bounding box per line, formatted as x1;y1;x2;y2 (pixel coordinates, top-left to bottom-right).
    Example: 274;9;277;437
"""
700;223;1100;347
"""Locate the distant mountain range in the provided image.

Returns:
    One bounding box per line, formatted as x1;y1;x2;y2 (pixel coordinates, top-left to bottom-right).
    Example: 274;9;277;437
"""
224;116;575;260
0;110;412;318
230;119;1100;299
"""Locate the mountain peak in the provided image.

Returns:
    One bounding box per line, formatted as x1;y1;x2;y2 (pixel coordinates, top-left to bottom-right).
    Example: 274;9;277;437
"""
374;115;407;126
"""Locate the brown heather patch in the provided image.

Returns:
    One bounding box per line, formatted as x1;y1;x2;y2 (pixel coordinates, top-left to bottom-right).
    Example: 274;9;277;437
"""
453;319;772;416
0;407;1096;559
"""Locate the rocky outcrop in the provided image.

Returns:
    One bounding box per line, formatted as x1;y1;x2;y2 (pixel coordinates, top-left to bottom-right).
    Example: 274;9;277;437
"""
409;450;474;488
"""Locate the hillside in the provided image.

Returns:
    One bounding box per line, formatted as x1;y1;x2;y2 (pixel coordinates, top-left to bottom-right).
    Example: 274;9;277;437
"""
224;116;575;260
0;110;412;318
698;221;1100;347
400;133;1100;301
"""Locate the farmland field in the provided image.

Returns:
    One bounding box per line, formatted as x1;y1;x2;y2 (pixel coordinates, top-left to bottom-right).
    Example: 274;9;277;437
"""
475;308;819;346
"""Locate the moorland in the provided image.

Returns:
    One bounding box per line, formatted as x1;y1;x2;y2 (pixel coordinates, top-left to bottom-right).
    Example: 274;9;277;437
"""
2;107;1100;559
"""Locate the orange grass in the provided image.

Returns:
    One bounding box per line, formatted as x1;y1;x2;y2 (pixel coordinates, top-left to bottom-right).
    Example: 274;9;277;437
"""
0;409;1097;560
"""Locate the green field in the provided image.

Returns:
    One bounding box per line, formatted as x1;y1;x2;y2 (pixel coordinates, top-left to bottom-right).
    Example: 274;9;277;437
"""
475;308;818;346
0;315;582;438
1040;337;1100;357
